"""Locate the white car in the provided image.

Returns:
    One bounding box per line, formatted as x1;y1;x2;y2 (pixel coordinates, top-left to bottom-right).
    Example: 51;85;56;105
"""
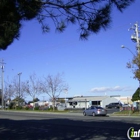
83;106;107;117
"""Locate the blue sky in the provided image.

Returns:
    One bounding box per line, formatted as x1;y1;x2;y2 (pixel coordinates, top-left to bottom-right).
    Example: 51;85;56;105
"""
0;1;140;101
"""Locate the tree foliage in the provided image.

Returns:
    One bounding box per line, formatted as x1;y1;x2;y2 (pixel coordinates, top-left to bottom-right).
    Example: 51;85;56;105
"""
33;98;40;102
131;87;140;102
12;96;25;102
127;53;140;81
0;0;42;50
0;0;135;50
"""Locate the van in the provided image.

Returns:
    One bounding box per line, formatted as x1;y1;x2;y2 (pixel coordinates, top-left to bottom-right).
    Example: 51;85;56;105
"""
105;102;122;109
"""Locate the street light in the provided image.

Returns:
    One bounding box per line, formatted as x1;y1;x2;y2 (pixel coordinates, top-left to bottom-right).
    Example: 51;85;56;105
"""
64;89;68;107
1;65;4;110
121;45;135;57
122;45;140;113
122;45;140;95
18;72;22;95
17;72;22;106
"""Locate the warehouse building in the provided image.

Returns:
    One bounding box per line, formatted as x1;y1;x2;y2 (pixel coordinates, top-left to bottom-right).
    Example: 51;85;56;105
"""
67;95;121;109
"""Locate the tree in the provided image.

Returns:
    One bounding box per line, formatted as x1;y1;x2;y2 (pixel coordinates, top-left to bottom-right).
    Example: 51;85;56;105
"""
128;54;140;107
12;96;25;106
10;76;26;106
4;78;16;101
23;73;42;110
4;83;14;106
4;77;26;105
0;0;42;50
0;0;135;50
33;98;40;102
127;53;140;101
127;53;140;81
40;73;68;111
131;88;140;102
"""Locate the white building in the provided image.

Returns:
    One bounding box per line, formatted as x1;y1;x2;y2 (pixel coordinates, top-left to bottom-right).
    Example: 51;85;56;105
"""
67;96;120;108
114;96;132;104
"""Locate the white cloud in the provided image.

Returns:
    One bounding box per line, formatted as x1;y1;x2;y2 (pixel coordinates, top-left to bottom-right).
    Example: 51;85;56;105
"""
90;86;132;93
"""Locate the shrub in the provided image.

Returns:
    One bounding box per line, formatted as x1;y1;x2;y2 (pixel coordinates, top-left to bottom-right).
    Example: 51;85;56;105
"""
34;106;39;110
16;106;22;110
9;102;15;109
25;106;29;110
47;106;57;111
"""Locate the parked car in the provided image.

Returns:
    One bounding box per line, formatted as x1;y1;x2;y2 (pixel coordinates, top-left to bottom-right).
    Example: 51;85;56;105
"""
83;106;107;117
122;104;131;108
105;102;122;109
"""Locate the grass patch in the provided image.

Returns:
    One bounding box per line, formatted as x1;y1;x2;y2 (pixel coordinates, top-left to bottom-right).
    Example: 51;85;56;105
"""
113;110;140;116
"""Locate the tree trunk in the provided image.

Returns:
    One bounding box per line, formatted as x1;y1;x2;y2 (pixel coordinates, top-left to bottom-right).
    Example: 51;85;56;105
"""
53;98;55;111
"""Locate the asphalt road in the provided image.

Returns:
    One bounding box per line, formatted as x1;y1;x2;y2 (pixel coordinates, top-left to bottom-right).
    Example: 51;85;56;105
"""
0;110;140;140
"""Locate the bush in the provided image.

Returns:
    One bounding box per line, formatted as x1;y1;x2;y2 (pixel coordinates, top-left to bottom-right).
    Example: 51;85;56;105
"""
9;102;15;109
25;106;29;110
47;106;57;111
34;106;39;110
16;106;22;110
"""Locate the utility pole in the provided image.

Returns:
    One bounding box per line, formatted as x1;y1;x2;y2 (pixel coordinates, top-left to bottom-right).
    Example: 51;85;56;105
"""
129;22;140;54
64;89;68;108
18;72;22;96
0;59;5;110
122;23;140;114
130;22;140;112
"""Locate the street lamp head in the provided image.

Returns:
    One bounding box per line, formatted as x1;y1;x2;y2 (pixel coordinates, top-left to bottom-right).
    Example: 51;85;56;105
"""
121;45;125;48
1;65;4;69
18;72;22;76
121;45;135;56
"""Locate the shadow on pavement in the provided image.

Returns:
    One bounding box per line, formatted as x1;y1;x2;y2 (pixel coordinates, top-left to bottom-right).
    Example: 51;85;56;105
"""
0;118;139;140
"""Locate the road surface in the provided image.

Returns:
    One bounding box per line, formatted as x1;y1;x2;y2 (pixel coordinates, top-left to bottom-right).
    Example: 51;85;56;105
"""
0;110;139;140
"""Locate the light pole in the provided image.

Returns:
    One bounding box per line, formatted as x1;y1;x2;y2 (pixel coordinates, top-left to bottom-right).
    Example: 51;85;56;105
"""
18;72;22;106
122;45;140;113
18;72;22;96
1;65;4;110
121;45;135;56
85;99;87;110
64;89;68;107
122;22;140;114
121;45;140;94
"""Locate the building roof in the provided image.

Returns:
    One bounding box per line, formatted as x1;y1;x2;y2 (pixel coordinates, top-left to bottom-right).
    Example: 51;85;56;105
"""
68;96;108;102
